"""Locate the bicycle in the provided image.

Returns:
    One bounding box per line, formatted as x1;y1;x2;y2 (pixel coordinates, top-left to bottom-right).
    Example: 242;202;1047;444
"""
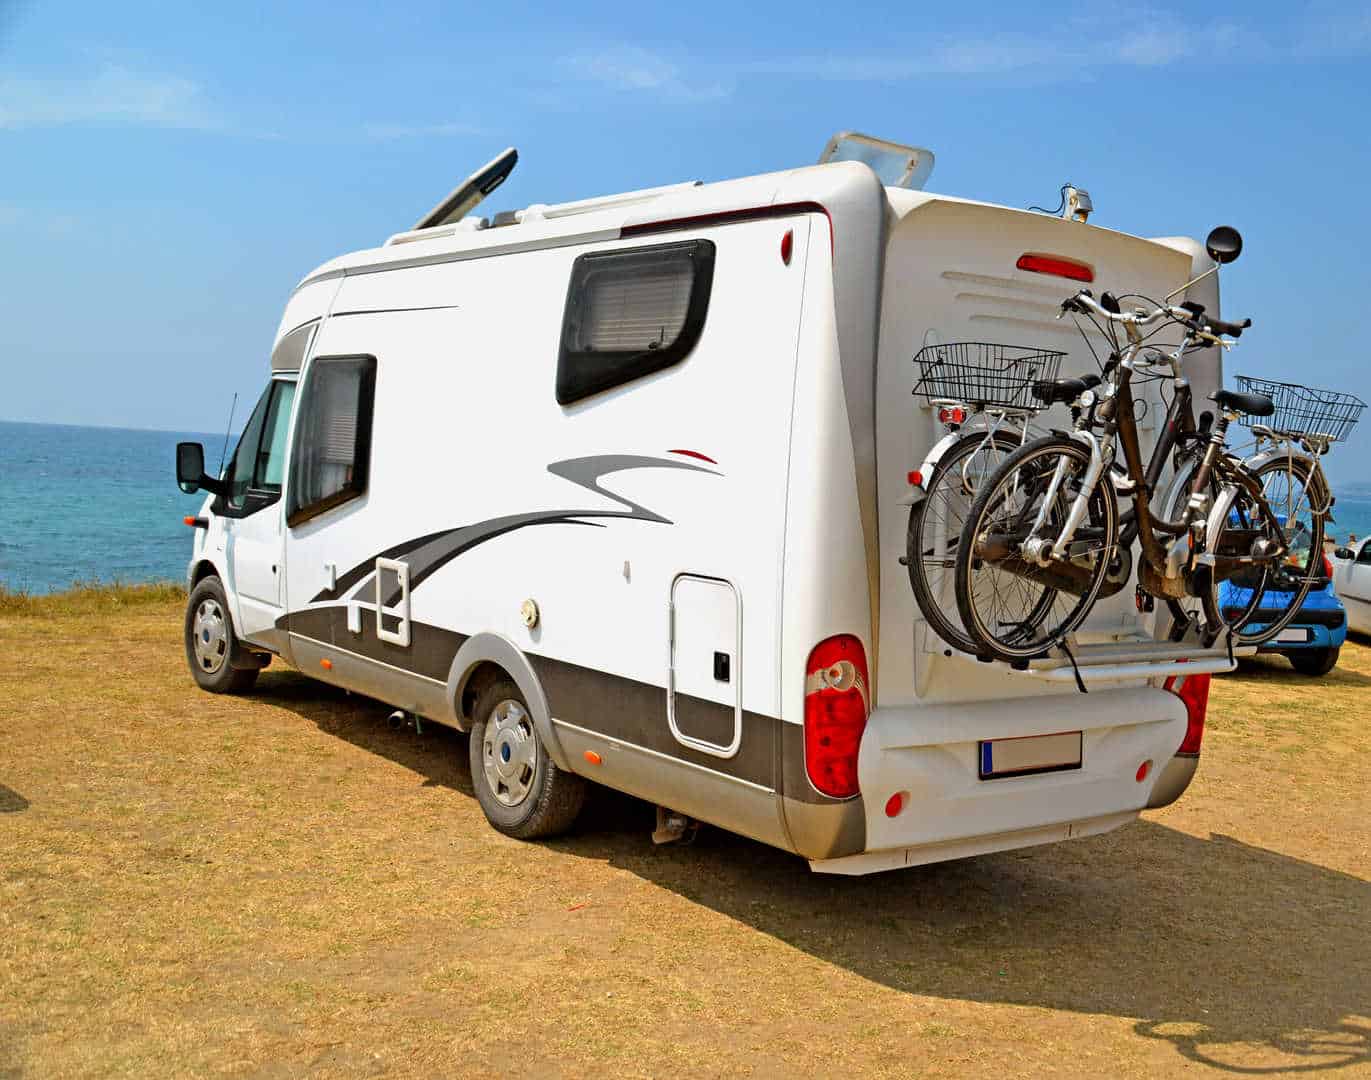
952;286;1340;663
904;343;1064;654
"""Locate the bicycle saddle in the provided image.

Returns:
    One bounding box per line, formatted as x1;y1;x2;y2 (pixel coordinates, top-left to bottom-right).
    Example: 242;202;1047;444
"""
1212;388;1274;417
1032;373;1102;405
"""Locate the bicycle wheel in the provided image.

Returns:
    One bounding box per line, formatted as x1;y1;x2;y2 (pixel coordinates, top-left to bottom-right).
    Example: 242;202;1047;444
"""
907;431;1023;654
955;436;1118;662
1205;455;1325;645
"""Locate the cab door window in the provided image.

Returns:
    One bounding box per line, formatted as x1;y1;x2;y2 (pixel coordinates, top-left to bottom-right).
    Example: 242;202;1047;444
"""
219;380;296;517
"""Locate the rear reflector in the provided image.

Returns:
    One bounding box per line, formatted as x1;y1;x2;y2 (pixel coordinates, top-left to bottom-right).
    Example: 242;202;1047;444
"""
1163;671;1210;755
1016;253;1094;283
938;406;967;425
780;229;793;265
804;635;870;799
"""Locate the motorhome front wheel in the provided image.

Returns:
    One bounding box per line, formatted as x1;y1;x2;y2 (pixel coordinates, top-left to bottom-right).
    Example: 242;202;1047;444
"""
467;677;585;840
183;576;262;695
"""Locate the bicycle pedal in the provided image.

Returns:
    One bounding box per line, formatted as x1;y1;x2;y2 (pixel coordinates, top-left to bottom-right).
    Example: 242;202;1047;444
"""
1134;587;1155;614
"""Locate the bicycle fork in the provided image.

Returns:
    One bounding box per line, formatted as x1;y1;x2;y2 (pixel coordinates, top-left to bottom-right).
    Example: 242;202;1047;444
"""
1022;430;1108;566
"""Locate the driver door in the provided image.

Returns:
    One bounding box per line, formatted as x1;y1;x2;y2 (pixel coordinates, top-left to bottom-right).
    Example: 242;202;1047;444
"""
220;377;296;647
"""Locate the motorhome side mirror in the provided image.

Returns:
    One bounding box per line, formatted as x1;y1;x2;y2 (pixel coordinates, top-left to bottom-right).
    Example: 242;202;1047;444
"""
176;441;206;494
1334;547;1353;560
1205;225;1242;265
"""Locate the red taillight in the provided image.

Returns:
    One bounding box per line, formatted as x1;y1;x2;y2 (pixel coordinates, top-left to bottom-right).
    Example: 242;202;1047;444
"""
1163;672;1210;755
780;228;794;265
907;469;924;488
804;635;870;799
1322;553;1334;579
937;406;967;425
1016;253;1094;283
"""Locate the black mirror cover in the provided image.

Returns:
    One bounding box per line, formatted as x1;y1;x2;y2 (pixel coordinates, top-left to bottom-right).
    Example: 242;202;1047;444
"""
176;441;205;494
1205;225;1243;265
1333;547;1354;560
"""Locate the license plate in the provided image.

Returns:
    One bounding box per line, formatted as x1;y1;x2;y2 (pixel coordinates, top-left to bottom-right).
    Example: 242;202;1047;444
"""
1276;627;1313;643
979;731;1083;780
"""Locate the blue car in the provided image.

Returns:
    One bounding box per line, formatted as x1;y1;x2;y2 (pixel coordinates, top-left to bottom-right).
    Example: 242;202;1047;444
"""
1220;551;1347;675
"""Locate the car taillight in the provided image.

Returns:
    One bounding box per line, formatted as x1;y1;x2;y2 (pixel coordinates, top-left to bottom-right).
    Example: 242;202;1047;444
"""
804;635;870;799
1322;553;1334;579
1163;671;1210;755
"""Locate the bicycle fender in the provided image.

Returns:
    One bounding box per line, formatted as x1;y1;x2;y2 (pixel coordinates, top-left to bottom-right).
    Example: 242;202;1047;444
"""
900;431;965;504
1242;448;1334;517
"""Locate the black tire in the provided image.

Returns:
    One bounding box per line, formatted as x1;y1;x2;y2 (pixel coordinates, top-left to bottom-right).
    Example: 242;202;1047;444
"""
1289;646;1339;676
955;435;1118;662
907;431;1024;654
468;677;585;840
184;575;260;694
1206;455;1325;646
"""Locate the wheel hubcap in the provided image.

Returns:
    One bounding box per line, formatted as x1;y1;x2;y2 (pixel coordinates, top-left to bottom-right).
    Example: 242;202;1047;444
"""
192;599;229;674
482;700;537;807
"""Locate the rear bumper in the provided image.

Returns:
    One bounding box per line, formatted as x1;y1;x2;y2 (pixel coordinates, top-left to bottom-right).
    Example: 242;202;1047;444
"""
1249;620;1347;652
813;686;1191;873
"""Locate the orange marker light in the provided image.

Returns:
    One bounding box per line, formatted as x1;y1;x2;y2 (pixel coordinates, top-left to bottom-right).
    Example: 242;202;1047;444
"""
183;516;196;526
320;658;333;671
583;750;602;766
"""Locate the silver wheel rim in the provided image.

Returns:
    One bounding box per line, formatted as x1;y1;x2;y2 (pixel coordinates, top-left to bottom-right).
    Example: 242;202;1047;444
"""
192;598;229;675
482;700;537;808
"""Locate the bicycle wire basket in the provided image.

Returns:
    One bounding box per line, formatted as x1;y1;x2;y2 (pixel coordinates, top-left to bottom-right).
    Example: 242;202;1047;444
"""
1233;376;1367;442
912;343;1066;411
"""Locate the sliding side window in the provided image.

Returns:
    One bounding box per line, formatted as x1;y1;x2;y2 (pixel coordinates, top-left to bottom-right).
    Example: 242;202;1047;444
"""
556;239;715;406
287;355;377;527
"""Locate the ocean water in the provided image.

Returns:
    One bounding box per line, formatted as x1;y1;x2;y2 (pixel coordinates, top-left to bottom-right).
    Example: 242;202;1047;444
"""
1;421;221;594
2;420;1371;595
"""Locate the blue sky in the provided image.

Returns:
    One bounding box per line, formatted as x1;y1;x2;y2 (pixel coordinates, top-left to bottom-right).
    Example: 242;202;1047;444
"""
3;1;1370;479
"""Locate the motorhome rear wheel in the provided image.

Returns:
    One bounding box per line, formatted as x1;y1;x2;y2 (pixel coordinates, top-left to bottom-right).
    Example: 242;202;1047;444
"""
468;678;586;839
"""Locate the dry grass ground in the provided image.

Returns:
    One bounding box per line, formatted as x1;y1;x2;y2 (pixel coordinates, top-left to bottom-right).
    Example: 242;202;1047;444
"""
2;588;1368;1078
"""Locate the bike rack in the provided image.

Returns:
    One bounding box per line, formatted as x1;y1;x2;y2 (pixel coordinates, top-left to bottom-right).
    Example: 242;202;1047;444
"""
941;629;1256;686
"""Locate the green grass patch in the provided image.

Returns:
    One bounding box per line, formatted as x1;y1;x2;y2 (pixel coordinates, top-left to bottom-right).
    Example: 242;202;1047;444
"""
0;580;185;616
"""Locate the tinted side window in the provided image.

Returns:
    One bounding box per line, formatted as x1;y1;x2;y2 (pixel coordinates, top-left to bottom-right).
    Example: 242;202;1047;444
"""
253;381;296;491
220;380;296;516
1358;543;1371;565
556;239;715;406
287;355;377;527
224;386;272;511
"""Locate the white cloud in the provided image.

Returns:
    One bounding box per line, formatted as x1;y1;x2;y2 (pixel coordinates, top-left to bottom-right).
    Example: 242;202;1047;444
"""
742;6;1371;85
562;46;729;103
0;64;214;131
364;121;489;140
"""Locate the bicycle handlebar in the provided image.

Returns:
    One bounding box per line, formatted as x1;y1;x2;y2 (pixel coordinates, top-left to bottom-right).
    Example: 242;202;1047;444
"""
1061;290;1249;343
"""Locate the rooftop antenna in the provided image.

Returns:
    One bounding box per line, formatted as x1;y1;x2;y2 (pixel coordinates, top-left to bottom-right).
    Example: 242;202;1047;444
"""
413;147;519;230
217;392;238;474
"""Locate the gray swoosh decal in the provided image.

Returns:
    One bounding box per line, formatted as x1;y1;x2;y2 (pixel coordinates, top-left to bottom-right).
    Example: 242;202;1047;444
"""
312;453;718;604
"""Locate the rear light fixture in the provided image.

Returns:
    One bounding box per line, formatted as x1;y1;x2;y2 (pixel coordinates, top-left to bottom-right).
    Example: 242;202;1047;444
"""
780;228;794;265
1016;253;1095;283
804;634;871;799
1322;553;1334;580
907;469;924;488
1163;671;1210;755
937;406;967;426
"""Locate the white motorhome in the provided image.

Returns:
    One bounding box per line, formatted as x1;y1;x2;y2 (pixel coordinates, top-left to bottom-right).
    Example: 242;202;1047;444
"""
176;136;1223;874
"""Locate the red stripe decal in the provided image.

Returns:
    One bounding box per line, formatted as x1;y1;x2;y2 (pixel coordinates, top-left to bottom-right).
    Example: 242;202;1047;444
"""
669;449;718;464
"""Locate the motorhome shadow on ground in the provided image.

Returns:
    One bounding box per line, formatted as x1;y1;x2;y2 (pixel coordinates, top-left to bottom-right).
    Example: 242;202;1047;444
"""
175;134;1228;874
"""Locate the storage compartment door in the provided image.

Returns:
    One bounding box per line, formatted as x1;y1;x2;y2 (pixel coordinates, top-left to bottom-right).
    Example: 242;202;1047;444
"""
668;575;741;758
